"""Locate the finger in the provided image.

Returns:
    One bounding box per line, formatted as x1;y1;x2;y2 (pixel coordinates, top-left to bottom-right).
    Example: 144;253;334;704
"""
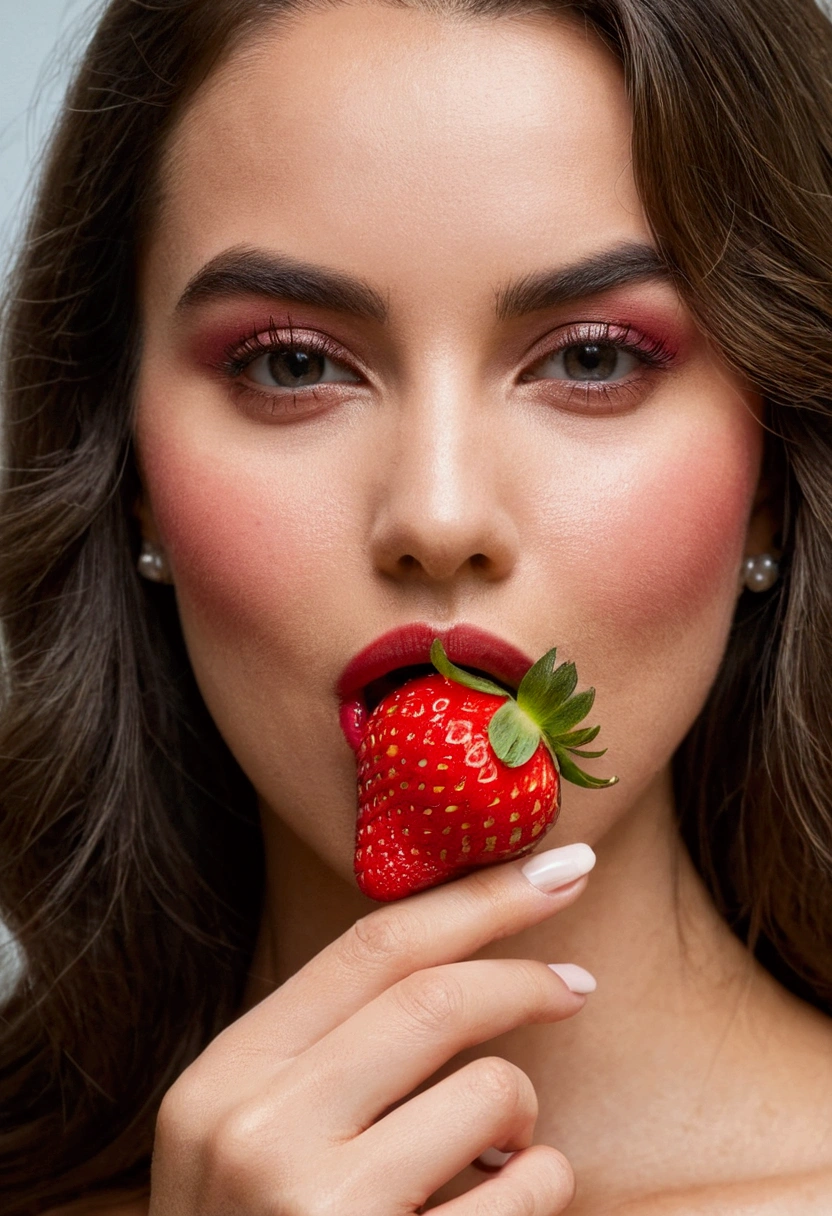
239;842;595;1057
355;1056;538;1203
431;1144;575;1216
292;958;586;1133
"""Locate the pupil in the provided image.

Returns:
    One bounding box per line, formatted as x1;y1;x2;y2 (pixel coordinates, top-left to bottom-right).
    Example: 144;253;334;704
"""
268;349;325;386
564;343;617;380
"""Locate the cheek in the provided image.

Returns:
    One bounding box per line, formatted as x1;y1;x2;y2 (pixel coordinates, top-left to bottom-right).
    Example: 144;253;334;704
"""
553;406;763;653
138;428;342;658
618;445;752;610
534;401;763;808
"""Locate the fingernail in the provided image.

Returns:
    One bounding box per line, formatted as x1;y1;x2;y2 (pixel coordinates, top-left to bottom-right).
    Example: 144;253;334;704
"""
521;843;596;892
477;1148;515;1168
548;963;597;994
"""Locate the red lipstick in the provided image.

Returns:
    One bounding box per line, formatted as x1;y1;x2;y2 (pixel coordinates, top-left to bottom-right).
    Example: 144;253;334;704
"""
337;622;534;752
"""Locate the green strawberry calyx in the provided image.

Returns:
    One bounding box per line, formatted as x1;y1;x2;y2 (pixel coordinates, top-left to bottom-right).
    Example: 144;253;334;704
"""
429;638;618;790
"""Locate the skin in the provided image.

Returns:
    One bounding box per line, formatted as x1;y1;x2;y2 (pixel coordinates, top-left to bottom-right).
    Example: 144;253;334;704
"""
67;4;832;1213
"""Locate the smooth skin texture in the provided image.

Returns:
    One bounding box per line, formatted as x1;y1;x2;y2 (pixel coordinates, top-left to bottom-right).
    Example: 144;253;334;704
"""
65;4;832;1212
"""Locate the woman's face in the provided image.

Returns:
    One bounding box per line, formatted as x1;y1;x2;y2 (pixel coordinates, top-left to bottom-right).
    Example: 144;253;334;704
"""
136;2;763;879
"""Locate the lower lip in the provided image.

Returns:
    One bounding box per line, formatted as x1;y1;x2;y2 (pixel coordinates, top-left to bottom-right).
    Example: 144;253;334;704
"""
338;624;532;752
340;698;369;753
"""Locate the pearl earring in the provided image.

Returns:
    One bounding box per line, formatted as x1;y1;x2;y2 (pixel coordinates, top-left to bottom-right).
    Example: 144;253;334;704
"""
137;539;172;583
742;553;779;592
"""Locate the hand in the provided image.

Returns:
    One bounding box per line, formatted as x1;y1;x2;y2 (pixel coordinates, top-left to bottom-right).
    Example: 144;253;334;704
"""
149;842;596;1215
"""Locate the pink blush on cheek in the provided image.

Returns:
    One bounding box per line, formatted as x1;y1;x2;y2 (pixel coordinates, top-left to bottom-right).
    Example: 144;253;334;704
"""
581;424;762;642
142;445;317;648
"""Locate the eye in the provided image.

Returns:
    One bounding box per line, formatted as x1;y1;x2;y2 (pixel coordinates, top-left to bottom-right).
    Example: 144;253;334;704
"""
529;341;641;383
245;346;361;390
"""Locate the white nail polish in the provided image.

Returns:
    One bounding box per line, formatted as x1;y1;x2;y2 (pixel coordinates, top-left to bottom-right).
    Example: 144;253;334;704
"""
521;843;596;892
548;963;597;994
477;1148;515;1168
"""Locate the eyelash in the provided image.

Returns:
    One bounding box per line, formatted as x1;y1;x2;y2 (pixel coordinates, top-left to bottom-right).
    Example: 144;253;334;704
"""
217;318;674;416
520;321;673;414
217;318;357;415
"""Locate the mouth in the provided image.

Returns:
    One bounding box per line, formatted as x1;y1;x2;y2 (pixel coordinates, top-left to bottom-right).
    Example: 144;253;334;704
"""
337;622;533;753
361;662;515;715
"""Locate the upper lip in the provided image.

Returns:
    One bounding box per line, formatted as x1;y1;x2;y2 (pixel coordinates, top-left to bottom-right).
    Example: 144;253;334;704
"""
336;622;534;701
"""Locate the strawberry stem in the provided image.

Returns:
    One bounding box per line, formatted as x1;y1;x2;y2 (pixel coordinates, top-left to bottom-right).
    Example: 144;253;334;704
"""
428;639;512;699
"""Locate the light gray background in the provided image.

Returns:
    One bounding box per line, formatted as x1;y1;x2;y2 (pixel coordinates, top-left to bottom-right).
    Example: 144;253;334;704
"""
0;0;105;283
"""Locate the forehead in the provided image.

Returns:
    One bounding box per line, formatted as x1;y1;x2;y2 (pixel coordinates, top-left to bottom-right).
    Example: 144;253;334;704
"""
147;2;650;309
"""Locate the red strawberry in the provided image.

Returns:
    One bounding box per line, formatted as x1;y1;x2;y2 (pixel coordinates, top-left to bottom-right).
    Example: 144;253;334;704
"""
354;639;616;901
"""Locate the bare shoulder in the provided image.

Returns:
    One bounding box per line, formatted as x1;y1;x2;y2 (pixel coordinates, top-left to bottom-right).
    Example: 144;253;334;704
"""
604;1169;832;1215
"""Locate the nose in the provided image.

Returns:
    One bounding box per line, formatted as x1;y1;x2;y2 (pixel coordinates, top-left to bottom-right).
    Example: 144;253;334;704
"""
369;378;520;586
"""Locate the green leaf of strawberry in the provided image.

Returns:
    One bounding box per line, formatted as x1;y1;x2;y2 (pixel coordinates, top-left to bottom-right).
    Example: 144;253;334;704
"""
430;639;617;789
429;640;513;700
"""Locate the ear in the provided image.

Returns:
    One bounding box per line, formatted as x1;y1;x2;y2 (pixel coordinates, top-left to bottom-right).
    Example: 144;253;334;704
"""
744;435;784;560
133;488;174;584
134;487;162;546
744;481;781;559
738;436;784;596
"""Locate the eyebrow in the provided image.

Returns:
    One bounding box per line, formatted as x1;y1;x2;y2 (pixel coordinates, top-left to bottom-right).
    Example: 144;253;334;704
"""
175;240;669;323
494;242;670;320
176;246;389;322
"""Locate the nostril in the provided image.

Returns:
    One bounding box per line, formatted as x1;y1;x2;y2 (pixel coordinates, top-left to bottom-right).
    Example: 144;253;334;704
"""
397;552;490;575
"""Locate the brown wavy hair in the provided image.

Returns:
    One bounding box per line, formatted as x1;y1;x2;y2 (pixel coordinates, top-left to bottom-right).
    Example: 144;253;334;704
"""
2;0;832;1209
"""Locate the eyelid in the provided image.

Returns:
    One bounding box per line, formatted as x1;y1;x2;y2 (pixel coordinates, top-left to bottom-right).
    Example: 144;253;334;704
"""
521;319;674;378
217;320;369;416
224;322;364;380
517;319;675;416
214;316;674;420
